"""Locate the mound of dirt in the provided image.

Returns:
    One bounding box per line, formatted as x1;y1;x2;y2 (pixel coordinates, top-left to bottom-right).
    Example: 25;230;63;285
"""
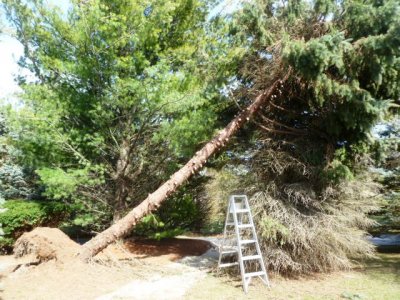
13;227;81;262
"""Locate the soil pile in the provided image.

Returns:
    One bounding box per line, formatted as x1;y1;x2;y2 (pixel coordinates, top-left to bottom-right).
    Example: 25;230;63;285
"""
13;227;81;262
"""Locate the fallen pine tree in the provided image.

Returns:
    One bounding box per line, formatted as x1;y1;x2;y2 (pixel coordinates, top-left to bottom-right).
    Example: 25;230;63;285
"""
78;75;288;261
11;75;287;262
6;0;400;274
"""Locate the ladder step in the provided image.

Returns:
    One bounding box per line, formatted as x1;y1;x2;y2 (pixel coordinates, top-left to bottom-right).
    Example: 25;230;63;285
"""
240;239;257;244
226;222;235;226
221;250;238;255
234;209;250;213
242;255;261;261
219;262;239;268
244;271;266;278
237;224;252;229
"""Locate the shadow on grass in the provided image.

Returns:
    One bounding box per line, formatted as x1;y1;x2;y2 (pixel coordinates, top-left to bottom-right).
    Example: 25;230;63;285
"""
359;253;400;281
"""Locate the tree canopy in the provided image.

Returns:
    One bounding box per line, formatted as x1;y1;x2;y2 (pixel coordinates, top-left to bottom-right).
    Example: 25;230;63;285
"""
2;0;236;224
209;0;400;274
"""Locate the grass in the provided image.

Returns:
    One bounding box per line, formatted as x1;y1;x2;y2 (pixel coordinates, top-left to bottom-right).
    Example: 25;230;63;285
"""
185;253;400;299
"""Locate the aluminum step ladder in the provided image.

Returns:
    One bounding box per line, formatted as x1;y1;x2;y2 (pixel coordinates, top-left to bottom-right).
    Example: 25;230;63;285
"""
218;195;270;293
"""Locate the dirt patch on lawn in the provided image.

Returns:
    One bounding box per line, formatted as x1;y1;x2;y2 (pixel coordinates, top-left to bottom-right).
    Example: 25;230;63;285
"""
1;235;213;300
1;259;149;300
124;238;211;261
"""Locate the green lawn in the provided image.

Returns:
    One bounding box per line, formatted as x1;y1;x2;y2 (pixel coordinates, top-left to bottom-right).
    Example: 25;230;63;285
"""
185;253;400;299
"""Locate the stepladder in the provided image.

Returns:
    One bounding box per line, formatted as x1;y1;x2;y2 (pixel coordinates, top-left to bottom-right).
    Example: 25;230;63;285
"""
217;195;270;293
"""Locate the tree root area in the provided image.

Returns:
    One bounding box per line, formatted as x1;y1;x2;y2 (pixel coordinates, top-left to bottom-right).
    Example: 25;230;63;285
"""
1;228;213;300
13;227;211;263
13;227;81;262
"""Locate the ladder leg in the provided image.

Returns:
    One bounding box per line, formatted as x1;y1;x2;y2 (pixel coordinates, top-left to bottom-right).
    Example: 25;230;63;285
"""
244;196;271;288
218;199;233;269
231;197;248;293
243;277;249;294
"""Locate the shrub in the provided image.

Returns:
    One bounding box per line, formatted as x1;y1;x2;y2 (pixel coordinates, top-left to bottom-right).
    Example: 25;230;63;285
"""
133;214;185;240
0;199;72;253
370;171;400;233
134;178;212;239
0;164;34;200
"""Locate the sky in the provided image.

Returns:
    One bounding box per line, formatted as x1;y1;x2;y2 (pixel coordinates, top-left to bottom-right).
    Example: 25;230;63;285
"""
0;0;241;104
0;0;70;103
0;34;23;103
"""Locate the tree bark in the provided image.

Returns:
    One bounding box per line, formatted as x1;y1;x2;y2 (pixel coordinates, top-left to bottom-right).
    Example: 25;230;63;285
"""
112;138;132;221
78;77;285;261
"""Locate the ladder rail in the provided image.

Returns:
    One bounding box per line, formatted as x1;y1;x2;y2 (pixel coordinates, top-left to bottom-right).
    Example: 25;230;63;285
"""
218;197;236;268
231;195;248;293
243;196;271;288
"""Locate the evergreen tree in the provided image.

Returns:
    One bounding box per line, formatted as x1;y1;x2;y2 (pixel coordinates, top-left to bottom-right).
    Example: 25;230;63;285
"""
2;0;233;226
4;0;399;273
217;0;400;274
371;118;400;233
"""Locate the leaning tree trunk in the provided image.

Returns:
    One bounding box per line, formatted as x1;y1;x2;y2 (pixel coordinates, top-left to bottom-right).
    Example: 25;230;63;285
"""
78;77;286;261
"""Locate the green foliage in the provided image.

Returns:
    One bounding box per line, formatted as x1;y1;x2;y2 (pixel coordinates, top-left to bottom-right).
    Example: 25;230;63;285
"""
71;213;97;229
209;0;400;275
0;163;33;200
199;220;224;235
156;194;202;229
372;190;400;233
370;118;400;233
0;199;72;252
0;114;35;201
230;0;400;186
259;216;290;246
1;0;398;276
134;214;184;240
36;167;103;200
2;0;235;225
134;183;211;239
33;166;110;232
232;0;400;166
0;115;38;240
324;148;355;183
284;32;351;81
325;160;354;183
154;109;218;157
